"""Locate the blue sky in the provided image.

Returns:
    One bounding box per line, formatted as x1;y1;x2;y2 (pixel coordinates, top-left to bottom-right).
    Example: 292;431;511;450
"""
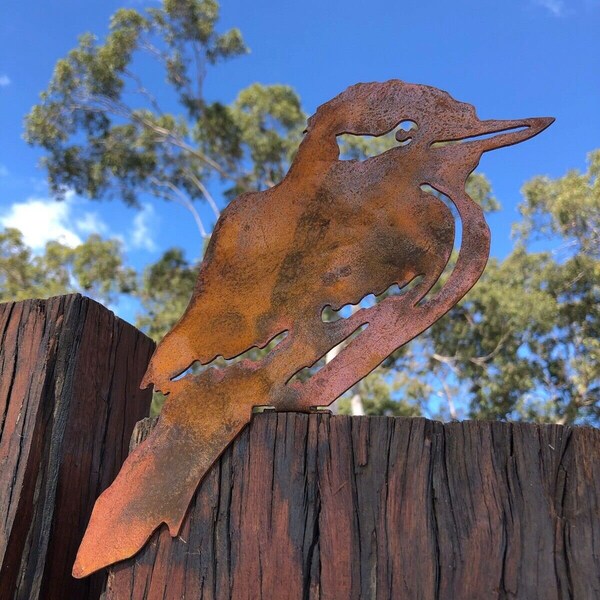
1;0;599;323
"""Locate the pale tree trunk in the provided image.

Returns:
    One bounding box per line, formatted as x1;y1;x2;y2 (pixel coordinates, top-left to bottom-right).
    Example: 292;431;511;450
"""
325;304;365;416
350;387;365;415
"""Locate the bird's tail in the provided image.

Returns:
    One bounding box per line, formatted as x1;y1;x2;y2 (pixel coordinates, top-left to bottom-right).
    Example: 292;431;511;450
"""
73;373;254;578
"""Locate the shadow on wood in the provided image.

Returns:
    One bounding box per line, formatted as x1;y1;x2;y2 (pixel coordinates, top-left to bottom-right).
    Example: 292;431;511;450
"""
0;295;154;600
106;413;600;600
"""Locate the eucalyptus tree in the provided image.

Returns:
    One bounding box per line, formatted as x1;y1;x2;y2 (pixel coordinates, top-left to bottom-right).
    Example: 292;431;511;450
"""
384;151;600;424
0;227;134;305
25;0;305;240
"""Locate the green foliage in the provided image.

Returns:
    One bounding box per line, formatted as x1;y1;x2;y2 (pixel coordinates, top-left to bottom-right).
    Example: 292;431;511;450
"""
337;372;423;417
517;149;600;258
24;0;305;240
136;248;198;340
466;172;500;213
0;227;135;304
227;84;306;193
411;152;600;424
423;248;599;424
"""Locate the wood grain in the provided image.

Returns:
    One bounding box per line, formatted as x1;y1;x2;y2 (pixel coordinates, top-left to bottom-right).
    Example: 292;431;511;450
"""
0;295;154;600
106;413;600;600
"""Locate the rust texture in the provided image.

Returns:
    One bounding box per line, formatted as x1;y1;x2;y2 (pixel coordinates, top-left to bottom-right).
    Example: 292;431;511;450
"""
73;80;553;577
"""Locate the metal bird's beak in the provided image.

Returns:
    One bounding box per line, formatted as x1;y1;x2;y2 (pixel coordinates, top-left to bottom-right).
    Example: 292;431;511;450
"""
475;116;555;152
433;116;555;152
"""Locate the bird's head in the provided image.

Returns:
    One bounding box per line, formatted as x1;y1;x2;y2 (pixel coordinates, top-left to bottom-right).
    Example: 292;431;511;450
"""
302;80;553;182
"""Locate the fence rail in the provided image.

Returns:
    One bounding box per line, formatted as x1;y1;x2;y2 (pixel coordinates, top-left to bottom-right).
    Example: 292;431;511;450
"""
1;295;599;599
107;412;600;600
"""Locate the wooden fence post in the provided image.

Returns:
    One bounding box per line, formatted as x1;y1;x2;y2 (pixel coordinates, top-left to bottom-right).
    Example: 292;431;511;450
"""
0;295;155;600
107;413;600;600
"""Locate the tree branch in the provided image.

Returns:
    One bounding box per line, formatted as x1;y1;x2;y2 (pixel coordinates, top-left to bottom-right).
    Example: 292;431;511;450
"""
71;91;235;182
187;172;220;219
437;375;458;420
150;177;208;239
123;68;165;115
468;330;512;367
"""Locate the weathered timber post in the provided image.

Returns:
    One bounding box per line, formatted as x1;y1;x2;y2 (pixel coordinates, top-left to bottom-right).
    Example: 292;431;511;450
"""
106;413;600;600
0;295;154;600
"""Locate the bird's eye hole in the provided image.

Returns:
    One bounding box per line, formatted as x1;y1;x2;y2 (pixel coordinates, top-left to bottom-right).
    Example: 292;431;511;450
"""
395;120;418;146
336;119;419;161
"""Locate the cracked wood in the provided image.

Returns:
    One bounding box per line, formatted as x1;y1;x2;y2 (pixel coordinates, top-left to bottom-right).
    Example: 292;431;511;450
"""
0;294;154;600
107;413;600;600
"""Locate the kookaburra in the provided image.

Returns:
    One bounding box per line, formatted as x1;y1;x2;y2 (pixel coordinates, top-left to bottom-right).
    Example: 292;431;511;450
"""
74;80;553;577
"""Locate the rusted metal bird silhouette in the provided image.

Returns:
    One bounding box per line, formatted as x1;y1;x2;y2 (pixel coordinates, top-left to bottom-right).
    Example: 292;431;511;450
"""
73;80;553;577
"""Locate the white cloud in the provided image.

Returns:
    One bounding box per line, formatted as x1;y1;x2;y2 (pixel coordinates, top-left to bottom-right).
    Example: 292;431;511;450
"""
1;197;82;249
75;212;109;236
131;203;157;252
0;75;11;87
534;0;565;15
0;195;113;250
1;194;158;255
